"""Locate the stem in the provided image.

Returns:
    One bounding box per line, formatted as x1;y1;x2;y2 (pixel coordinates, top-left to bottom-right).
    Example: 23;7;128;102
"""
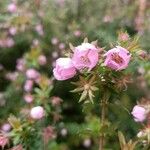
99;95;107;150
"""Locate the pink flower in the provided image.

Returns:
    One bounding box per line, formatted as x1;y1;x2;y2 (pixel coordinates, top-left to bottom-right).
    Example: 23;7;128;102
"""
24;80;33;92
7;3;17;13
1;123;11;132
104;46;131;71
30;106;45;119
24;94;33;103
38;55;47;65
26;69;40;80
131;105;146;122
0;134;9;149
53;58;76;80
72;43;99;70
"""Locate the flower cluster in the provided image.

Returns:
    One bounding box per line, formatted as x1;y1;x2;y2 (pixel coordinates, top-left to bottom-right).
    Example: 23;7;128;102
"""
53;40;131;81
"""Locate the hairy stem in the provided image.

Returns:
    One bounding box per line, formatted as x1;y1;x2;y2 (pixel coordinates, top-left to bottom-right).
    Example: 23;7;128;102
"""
99;96;107;150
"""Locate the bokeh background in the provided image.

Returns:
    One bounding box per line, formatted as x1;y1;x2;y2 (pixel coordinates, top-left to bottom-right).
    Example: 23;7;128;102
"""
0;0;150;149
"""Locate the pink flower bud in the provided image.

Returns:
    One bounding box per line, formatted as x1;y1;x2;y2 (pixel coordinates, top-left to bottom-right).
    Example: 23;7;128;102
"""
24;94;33;103
38;55;47;66
72;43;99;71
104;46;131;71
131;105;146;122
53;58;76;80
24;80;33;92
26;69;40;80
30;106;45;119
7;3;17;13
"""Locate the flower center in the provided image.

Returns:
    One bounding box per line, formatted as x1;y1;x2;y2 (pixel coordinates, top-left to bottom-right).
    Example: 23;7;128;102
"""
111;53;123;64
80;56;90;64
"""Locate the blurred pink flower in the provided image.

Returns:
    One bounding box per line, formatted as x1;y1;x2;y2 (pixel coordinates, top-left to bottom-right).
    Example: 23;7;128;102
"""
118;33;129;41
51;96;63;106
103;15;113;23
53;58;76;80
6;38;15;47
24;94;33;103
24;80;33;92
32;39;39;46
104;46;131;71
9;27;17;35
26;69;40;80
72;43;99;71
5;72;18;81
131;105;146;122
59;43;65;50
83;138;92;148
7;3;17;13
74;30;82;37
51;37;58;45
35;24;44;36
42;126;56;144
138;50;147;59
16;58;25;71
1;123;11;132
30;106;45;119
38;55;47;66
0;134;9;149
56;0;65;7
52;52;58;59
0;38;14;48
